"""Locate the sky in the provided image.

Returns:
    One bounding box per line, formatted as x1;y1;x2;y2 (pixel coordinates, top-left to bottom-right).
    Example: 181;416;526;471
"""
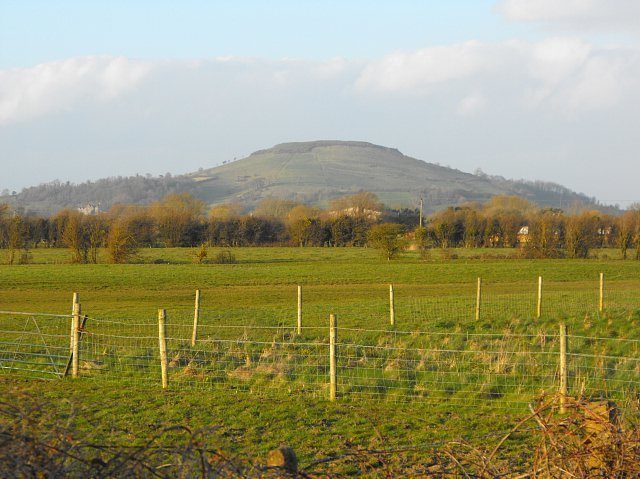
1;0;639;207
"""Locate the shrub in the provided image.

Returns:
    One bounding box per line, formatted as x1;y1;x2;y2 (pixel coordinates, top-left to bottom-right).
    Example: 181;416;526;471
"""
193;243;208;264
213;250;237;264
367;223;405;261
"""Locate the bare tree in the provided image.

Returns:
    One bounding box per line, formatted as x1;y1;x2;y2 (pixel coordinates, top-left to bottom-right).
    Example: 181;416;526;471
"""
60;211;89;263
209;202;244;220
523;209;564;258
252;198;299;219
86;215;108;263
106;220;138;264
6;215;24;265
616;212;634;260
0;204;9;247
564;212;598;259
151;193;206;247
429;207;463;248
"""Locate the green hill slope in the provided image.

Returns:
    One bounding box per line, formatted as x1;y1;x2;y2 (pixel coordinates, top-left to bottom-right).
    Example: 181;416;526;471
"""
2;140;610;215
186;140;602;212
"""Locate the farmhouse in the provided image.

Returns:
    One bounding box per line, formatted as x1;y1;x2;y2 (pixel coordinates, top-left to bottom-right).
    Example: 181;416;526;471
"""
517;226;529;244
77;203;100;215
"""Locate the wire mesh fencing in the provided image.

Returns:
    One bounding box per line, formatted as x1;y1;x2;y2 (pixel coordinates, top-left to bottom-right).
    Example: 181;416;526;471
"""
1;274;639;412
66;318;640;411
0;311;70;377
2;310;639;415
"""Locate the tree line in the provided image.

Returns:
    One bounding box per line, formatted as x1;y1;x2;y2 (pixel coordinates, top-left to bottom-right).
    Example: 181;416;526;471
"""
423;196;640;260
0;193;638;263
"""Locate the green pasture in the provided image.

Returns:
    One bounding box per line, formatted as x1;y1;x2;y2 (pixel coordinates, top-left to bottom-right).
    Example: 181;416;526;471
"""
1;247;640;468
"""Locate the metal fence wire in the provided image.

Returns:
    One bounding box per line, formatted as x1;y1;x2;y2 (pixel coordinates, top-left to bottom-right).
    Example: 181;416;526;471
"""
1;302;639;413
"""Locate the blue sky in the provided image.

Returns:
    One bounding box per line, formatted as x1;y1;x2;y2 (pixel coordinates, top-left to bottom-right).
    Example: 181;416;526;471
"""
1;1;530;68
1;1;640;206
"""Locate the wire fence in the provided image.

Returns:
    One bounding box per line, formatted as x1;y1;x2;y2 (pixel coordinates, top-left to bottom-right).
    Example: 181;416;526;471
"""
1;282;639;414
0;311;70;377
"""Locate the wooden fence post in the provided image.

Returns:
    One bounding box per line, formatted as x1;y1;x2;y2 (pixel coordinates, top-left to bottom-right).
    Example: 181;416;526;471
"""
70;293;79;353
559;322;568;413
329;313;337;401
599;273;604;313
191;289;200;347
158;309;168;389
297;285;302;335
536;276;543;319
475;277;482;321
389;284;395;327
71;302;81;378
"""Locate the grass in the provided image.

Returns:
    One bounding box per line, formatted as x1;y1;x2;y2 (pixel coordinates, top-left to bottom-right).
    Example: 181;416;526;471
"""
1;246;640;469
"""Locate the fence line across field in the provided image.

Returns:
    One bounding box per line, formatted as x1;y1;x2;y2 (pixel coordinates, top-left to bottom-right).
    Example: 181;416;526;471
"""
1;273;639;411
0;274;633;342
75;313;640;408
9;278;622;338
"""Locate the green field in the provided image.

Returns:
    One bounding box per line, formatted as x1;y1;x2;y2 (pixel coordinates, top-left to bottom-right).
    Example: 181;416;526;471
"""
1;247;640;473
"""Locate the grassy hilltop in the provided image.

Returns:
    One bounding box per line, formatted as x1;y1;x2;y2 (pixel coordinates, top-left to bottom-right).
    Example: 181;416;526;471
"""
3;141;607;215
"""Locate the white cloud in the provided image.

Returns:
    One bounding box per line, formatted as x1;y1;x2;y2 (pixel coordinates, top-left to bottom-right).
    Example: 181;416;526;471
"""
563;52;638;110
520;40;640;111
2;41;640;203
3;42;636;130
527;37;591;84
355;38;640;114
521;37;592;107
497;0;640;31
355;41;489;94
457;93;488;116
0;56;152;125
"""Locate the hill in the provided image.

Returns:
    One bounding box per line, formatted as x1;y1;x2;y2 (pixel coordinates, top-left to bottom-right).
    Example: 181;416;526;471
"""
1;140;612;215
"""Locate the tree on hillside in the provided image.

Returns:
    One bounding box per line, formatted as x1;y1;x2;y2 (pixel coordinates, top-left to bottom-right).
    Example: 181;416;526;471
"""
368;223;405;260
